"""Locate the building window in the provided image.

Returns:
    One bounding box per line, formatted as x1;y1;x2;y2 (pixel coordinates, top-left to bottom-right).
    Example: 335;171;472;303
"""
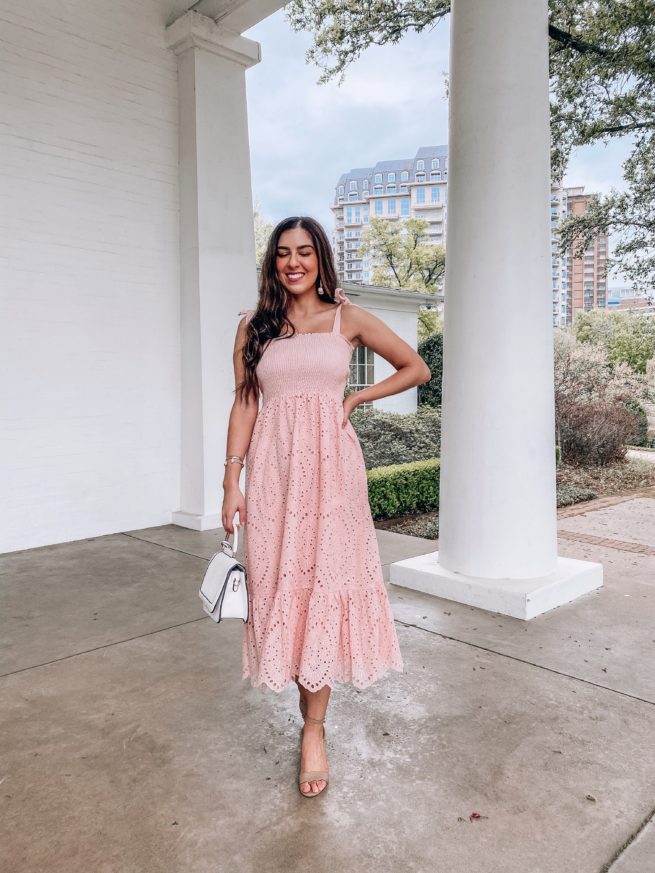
374;185;383;194
386;184;396;193
416;187;425;204
415;172;426;182
348;192;358;200
349;346;375;402
401;170;409;182
346;207;352;223
388;172;396;183
400;184;408;193
375;199;383;215
338;185;344;195
349;180;357;191
431;186;440;203
416;160;425;171
401;197;410;216
355;207;361;223
363;179;369;190
374;173;382;183
431;158;440;169
388;198;396;214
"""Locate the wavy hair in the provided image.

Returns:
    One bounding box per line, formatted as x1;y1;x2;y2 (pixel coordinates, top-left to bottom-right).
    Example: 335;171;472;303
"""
236;215;340;405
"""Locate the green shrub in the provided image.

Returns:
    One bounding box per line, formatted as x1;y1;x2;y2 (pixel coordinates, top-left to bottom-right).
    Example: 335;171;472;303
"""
417;332;443;407
559;400;634;466
556;485;597;507
623;399;649;447
351;406;441;470
368;458;440;520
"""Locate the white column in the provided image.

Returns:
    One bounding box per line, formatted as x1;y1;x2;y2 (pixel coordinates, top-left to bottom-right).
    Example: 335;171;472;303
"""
166;12;260;530
390;0;602;618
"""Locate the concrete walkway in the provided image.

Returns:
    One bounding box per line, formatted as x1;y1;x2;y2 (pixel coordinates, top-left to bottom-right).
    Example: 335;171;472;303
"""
2;488;655;873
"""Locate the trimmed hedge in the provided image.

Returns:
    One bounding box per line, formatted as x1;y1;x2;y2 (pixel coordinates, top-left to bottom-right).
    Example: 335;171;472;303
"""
367;458;440;520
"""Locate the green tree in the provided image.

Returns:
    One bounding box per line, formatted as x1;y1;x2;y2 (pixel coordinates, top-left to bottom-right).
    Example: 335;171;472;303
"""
287;0;655;294
359;217;446;292
574;309;655;373
418;306;443;342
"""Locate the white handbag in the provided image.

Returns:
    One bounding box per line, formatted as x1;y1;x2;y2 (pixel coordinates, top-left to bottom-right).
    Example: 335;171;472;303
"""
198;523;249;623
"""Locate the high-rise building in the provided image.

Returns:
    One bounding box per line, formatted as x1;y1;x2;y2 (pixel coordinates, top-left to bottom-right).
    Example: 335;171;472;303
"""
550;185;609;327
331;146;449;284
333;151;607;327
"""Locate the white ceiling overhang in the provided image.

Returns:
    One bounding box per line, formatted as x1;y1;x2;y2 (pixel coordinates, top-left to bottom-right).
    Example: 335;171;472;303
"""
165;0;287;34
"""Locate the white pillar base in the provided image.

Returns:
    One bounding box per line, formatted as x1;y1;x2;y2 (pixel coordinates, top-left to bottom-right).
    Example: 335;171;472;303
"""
390;552;603;620
171;510;222;532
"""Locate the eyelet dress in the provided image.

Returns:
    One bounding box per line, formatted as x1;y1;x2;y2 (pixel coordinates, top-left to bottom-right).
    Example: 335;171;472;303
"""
237;294;404;692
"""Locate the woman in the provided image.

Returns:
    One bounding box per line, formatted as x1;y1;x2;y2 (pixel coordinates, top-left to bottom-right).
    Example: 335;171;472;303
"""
222;216;431;797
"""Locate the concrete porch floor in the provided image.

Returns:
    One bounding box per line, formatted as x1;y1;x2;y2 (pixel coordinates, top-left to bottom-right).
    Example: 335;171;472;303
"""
1;489;655;873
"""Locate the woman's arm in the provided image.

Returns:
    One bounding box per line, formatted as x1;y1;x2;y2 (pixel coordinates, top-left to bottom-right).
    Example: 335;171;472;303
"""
222;315;260;532
343;304;432;409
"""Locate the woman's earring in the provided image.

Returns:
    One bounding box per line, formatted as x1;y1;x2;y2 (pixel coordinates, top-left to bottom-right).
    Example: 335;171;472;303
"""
317;281;324;295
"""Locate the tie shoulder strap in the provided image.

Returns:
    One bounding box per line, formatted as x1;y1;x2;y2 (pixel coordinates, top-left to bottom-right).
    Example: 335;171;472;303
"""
238;308;255;324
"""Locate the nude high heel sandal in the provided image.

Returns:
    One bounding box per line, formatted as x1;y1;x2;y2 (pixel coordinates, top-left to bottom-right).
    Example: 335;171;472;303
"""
299;713;329;798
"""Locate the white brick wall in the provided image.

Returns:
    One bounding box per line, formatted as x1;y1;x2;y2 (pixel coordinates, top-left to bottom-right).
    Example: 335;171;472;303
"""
0;0;181;553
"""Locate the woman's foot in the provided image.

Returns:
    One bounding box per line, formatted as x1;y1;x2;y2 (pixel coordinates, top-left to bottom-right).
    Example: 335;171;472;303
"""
299;717;329;796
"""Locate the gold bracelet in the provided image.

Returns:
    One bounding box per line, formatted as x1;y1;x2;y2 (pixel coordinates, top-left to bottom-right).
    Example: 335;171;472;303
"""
224;456;244;467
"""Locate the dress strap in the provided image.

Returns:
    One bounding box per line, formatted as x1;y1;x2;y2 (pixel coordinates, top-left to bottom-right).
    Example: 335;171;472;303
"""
238;308;255;324
331;302;343;335
331;287;351;335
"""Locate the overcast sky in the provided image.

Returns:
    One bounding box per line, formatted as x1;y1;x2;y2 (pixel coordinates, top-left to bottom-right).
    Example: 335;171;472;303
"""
244;7;632;287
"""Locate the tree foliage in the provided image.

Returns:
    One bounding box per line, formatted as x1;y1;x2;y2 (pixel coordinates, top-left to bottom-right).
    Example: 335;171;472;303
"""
287;0;655;293
359;217;446;291
573;308;655;373
418;305;443;341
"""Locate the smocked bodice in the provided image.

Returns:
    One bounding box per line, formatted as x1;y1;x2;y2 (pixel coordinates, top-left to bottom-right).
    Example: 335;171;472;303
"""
239;300;354;405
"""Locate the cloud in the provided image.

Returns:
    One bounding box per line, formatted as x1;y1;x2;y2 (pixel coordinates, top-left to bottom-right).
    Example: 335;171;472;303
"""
245;9;450;231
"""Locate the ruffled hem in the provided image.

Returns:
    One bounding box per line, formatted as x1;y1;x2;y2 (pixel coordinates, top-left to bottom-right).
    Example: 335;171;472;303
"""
242;661;404;694
241;585;404;694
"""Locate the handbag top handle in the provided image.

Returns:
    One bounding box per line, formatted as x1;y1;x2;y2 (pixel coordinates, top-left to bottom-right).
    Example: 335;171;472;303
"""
222;521;241;556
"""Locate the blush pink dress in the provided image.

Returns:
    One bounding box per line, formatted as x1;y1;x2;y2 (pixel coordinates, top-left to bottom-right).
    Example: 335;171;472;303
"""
238;291;404;693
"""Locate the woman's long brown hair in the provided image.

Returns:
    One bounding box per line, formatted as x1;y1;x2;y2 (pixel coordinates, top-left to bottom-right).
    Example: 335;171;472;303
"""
236;215;340;406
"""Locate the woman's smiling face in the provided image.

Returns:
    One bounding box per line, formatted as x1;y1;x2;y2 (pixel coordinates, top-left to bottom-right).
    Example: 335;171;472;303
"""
276;227;320;295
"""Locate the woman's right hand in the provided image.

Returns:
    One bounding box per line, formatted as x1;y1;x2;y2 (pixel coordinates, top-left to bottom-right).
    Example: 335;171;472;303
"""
222;485;246;535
